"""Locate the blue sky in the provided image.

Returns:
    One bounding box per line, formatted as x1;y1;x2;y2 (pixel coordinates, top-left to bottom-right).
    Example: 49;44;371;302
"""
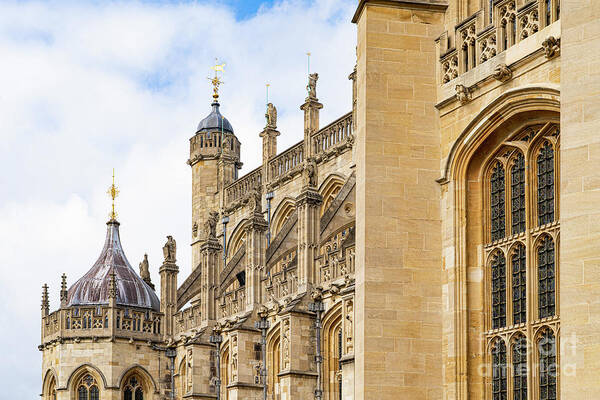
0;0;355;397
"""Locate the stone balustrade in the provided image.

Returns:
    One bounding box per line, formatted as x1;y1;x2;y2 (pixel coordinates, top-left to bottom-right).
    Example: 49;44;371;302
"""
311;111;353;156
268;141;304;181
225;167;262;205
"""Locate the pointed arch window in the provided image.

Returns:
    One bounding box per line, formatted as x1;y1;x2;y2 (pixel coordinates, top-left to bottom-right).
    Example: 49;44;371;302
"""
538;237;556;319
511;153;526;235
491;162;506;241
491;340;507;400
337;327;343;399
512;243;527;324
123;375;144;400
537;142;555;226
77;374;99;400
512;335;528;400
491;252;507;329
539;330;557;400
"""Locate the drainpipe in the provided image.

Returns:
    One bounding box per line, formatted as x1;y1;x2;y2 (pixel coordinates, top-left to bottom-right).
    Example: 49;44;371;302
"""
309;299;325;400
210;328;223;400
266;192;274;246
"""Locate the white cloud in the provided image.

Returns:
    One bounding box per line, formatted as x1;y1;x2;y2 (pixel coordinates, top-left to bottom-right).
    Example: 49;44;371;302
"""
0;0;355;396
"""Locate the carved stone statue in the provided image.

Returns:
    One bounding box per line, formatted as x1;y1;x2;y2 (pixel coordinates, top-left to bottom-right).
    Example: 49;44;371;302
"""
455;84;472;105
204;210;219;239
187;348;193;392
304;158;317;187
249;188;262;214
139;254;153;288
265;103;277;128
542;36;560;58
307;73;319;99
492;64;512;82
163;236;176;263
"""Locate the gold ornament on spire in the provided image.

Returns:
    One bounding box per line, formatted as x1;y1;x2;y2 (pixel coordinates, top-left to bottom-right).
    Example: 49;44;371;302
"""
208;59;225;100
107;168;119;220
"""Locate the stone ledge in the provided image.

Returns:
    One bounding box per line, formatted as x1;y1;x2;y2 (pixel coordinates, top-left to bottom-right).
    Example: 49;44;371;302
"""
352;0;448;23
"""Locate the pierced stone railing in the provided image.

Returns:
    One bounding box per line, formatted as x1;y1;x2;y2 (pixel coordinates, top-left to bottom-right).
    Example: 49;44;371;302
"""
225;167;262;205
316;226;355;285
219;286;246;318
174;304;202;335
269;141;304;181
312;112;353;156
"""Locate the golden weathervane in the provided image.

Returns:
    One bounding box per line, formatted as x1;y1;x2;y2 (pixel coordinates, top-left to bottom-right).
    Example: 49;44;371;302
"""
209;59;226;100
107;168;119;220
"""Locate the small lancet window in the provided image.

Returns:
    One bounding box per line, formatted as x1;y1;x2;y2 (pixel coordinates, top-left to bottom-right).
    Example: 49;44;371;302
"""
491;162;506;242
77;374;99;400
513;336;528;400
491;340;507;400
512;243;527;324
511;153;526;235
537;142;555;226
491;252;507;329
538;237;556;319
539;330;557;400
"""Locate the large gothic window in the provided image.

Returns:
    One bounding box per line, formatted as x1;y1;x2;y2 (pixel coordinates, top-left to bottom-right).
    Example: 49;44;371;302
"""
123;375;144;400
491;339;507;400
538;236;556;319
491;252;507;329
484;124;559;400
77;375;99;400
491;162;506;241
537;142;555;226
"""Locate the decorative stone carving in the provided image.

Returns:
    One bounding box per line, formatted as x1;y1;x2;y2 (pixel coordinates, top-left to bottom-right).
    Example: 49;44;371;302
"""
455;84;472;104
139;254;154;289
265;102;277;129
163;236;177;263
231;335;238;381
542;36;560;58
479;33;497;63
345;299;354;354
492;64;512;82
303;158;317;188
442;54;459;83
249;188;262;214
192;222;198;237
282;318;290;370
519;8;539;39
108;270;117;299
187;348;193;392
307;73;318;99
204;211;219;239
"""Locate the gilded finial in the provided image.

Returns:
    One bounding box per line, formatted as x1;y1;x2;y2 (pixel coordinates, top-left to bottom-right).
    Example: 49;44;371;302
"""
209;59;226;101
107;168;119;221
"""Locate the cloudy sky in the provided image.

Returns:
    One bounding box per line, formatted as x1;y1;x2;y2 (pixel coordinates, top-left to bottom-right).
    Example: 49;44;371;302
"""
0;0;355;395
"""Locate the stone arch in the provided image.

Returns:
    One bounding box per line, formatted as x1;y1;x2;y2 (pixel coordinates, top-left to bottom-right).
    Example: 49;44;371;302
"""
227;218;248;257
271;197;296;236
67;364;107;400
42;368;58;400
265;321;281;398
318;173;346;216
322;301;343;399
441;86;560;399
118;365;158;394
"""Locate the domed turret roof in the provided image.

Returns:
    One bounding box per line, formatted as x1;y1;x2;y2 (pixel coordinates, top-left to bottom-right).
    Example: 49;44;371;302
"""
66;219;160;311
197;101;233;133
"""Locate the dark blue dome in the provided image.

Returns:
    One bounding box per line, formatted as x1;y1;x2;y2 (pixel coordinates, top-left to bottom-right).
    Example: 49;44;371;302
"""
197;101;233;133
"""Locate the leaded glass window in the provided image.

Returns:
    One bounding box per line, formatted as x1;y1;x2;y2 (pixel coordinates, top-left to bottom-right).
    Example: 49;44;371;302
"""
512;244;527;324
76;374;98;400
512;336;527;400
537;142;555;226
511;154;525;234
491;162;506;241
538;237;556;319
492;340;507;400
124;375;143;400
539;330;557;400
491;252;507;329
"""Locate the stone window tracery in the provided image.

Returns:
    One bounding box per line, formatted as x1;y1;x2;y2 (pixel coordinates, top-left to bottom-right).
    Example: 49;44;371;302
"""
77;374;99;400
483;124;559;400
123;375;144;400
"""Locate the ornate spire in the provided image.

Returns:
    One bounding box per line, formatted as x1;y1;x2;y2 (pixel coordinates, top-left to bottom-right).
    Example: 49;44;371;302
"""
208;60;225;101
60;273;68;303
41;284;49;313
107;168;119;221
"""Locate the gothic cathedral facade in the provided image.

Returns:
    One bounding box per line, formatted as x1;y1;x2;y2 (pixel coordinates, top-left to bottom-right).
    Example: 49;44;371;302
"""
40;0;600;399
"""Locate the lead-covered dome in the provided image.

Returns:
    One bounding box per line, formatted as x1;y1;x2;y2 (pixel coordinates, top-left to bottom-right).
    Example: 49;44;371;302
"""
66;219;160;311
196;101;233;133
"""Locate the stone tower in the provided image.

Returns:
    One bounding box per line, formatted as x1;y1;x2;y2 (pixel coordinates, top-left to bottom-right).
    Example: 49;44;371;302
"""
188;94;241;273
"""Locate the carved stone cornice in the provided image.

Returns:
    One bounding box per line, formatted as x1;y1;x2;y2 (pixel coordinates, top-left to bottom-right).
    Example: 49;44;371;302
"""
159;261;179;274
200;238;221;253
352;0;448;23
246;212;268;232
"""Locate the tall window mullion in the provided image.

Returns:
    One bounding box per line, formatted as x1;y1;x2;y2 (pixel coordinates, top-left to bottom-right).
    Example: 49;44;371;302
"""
539;330;557;400
512;336;528;400
491;252;507;329
512;244;527;324
511;154;526;235
491;162;506;241
538;237;556;319
537;142;555;226
492;340;508;400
